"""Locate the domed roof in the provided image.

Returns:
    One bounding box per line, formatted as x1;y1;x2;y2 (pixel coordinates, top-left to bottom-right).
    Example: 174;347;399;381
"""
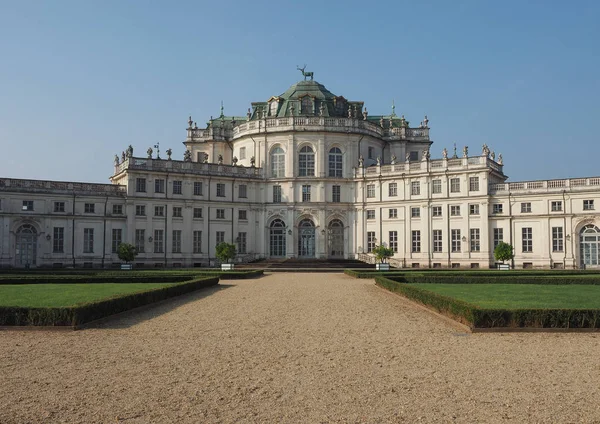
278;80;337;101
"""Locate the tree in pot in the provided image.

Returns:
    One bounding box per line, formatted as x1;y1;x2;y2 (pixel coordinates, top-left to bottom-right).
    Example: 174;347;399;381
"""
372;245;394;270
494;242;514;268
117;243;137;264
215;242;237;269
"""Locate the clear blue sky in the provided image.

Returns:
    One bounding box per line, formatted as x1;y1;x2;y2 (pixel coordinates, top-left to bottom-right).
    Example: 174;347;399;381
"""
1;0;599;183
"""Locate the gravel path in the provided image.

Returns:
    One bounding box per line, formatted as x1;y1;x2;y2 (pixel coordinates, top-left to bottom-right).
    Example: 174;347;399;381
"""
1;273;600;423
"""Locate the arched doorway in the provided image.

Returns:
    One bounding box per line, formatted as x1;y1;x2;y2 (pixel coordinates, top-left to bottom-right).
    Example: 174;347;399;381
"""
16;224;37;267
328;219;344;258
270;219;286;257
298;219;315;258
580;224;600;268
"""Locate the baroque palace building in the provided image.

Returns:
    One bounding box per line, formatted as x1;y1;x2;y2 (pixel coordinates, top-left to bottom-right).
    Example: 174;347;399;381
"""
2;72;600;269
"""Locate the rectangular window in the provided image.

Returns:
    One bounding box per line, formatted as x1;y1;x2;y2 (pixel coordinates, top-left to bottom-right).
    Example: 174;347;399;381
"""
193;207;203;218
366;210;375;220
432;206;442;217
411;181;420;195
521;202;531;213
388;208;397;219
368;146;374;159
135;229;145;253
389;183;397;197
193;231;202;253
216;231;225;244
193;182;203;196
493;228;504;249
492;204;503;214
154;229;164;253
136;178;146;193
237;232;247;254
470;228;480;252
239;147;246;160
551;201;562;212
469;177;479;192
332;185;341;203
450;205;461;216
239;210;247;220
111;229;122;253
239;184;247;198
216;209;225;219
172;230;182;253
302;185;311;202
450;178;460;193
172;206;182;218
409;151;419;161
412;230;421;253
451;229;461;252
552;227;564;252
367;231;376;253
112;204;123;215
522;227;533;252
172;180;183;195
432;179;442;194
469;204;480;215
53;227;64;253
389;231;398;253
154;179;165;193
433;230;443;252
54;202;65;213
411;207;420;218
135;205;146;216
84;203;95;213
584;200;594;210
273;186;282;203
367;184;375;198
83;228;94;253
154;206;164;217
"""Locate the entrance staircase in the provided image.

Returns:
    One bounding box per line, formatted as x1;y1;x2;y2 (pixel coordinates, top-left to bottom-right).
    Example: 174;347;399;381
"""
236;258;375;272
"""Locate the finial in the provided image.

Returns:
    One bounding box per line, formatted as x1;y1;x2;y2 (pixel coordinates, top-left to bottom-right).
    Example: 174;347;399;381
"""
220;101;224;117
154;142;160;159
188;115;193;128
391;100;396;117
452;142;458;159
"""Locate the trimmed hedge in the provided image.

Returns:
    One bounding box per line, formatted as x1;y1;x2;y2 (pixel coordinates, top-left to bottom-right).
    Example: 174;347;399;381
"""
393;274;600;285
0;276;219;327
375;276;600;329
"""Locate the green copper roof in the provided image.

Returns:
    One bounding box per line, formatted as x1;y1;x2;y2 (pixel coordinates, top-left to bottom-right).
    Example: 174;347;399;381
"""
278;80;337;101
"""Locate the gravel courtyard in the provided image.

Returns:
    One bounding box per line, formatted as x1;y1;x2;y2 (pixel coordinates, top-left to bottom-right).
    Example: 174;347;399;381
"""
1;273;600;423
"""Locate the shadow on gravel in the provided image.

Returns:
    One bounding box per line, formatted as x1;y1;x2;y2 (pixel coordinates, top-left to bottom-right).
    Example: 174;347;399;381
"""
81;283;234;330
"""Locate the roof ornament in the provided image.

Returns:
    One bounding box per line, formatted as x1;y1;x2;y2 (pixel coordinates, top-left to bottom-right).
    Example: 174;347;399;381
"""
452;143;458;159
423;115;429;127
247;108;252;121
154;142;160;159
498;154;503;165
188;116;193;129
296;64;314;81
220;101;224;117
442;147;448;159
462;145;468;158
391;100;396;117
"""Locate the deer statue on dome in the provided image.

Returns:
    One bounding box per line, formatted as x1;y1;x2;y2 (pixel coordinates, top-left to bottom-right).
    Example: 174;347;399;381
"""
296;65;314;81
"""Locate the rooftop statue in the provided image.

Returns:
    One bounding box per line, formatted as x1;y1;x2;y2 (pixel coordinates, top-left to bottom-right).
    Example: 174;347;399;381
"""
183;150;192;162
442;148;448;159
114;154;120;166
296;64;314;81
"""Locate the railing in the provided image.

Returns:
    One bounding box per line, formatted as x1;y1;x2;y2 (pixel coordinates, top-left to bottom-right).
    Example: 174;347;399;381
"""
357;253;376;264
115;158;263;178
489;177;600;193
0;178;126;195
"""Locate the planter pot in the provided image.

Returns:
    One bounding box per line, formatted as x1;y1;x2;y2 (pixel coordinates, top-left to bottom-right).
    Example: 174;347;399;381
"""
376;263;390;271
221;263;235;271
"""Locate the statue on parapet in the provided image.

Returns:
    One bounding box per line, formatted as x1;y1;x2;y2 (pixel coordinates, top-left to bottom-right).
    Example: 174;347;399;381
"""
491;151;495;161
462;146;468;158
391;154;397;165
498;154;503;165
358;155;364;167
218;154;223;165
114;154;120;166
405;152;411;162
232;156;238;166
126;145;133;158
183;150;192;162
422;149;430;161
250;156;256;167
376;156;381;166
442;147;448;159
147;147;153;159
482;144;490;157
166;148;172;160
121;151;126;163
363;108;368;121
203;153;209;163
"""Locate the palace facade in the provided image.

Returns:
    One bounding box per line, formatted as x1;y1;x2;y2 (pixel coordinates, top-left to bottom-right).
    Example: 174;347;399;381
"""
2;75;600;269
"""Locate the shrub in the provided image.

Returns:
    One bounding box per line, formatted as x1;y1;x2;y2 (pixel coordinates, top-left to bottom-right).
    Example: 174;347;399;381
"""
117;243;138;263
494;242;514;264
215;242;237;264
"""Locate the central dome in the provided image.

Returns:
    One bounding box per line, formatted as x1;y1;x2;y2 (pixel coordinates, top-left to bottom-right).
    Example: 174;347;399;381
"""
279;80;337;101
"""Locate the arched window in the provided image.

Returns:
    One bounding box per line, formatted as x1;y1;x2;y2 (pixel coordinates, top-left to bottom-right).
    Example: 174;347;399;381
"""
270;146;285;178
328;147;343;177
299;146;315;177
301;96;313;115
580;224;600;267
298;218;315;257
270;219;286;257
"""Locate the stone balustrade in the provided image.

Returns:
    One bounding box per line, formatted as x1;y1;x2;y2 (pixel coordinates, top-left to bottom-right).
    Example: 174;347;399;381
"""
0;178;126;196
114;158;263;179
489;177;600;194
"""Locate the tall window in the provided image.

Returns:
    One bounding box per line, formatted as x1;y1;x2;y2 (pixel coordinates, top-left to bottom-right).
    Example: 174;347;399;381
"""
216;231;225;244
154;230;164;253
54;202;65;212
551;201;562;212
450;205;461;216
522;227;533;252
451;229;461;252
135;229;145;253
172;207;182;217
172;180;182;195
301;96;312;114
470;228;480;252
239;184;247;198
53;227;64;253
450;178;460;193
136;205;146;216
216;209;225;219
433;230;443;252
389;183;397;197
493;228;503;249
237;232;247;254
239;147;246;160
271;147;285;178
432;206;442;217
302;185;311;202
155;179;165;193
367;232;376;253
155;206;164;217
411;181;420;195
389;209;398;219
411;207;420;218
366;210;375;219
552;227;564;252
412;230;421;253
136;178;146;193
239;210;247;220
432;179;442;194
299;146;315;177
492;204;503;214
389;231;398;252
172;230;182;253
84;203;95;213
332;185;341;203
584;200;595;210
368;147;374;159
112;204;123;215
470;204;480;215
83;228;94;253
193;231;202;253
216;183;225;197
193;208;203;218
273;185;282;203
194;182;203;196
111;229;122;253
469;177;479;192
367;184;375;198
521;202;532;213
328;147;343;177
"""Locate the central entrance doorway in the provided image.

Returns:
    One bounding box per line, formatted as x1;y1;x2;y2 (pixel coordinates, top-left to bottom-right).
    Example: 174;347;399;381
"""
16;224;37;267
328;219;344;258
298;218;315;258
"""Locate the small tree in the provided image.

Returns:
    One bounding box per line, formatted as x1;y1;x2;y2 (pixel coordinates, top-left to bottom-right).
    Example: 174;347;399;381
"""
372;245;394;264
215;242;237;264
494;242;514;264
117;243;137;264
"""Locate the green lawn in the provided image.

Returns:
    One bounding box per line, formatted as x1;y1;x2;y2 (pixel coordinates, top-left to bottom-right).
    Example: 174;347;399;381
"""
408;283;600;309
0;283;176;307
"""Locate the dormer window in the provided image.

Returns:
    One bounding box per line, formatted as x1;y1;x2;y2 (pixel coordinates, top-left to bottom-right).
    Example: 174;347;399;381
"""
334;97;346;115
269;100;278;116
301;96;312;115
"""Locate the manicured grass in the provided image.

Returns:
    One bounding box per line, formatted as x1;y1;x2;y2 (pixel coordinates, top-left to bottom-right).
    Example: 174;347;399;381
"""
408;283;600;309
0;283;176;308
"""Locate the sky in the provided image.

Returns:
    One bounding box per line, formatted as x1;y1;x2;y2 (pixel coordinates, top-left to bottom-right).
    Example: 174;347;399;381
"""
1;0;599;183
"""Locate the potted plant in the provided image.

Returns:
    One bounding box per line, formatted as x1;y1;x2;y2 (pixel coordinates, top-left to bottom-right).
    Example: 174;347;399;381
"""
372;245;394;271
215;242;237;270
494;242;514;270
117;243;137;270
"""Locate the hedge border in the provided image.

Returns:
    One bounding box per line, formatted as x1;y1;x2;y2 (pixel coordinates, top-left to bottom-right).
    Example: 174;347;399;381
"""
375;276;600;329
0;276;219;327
